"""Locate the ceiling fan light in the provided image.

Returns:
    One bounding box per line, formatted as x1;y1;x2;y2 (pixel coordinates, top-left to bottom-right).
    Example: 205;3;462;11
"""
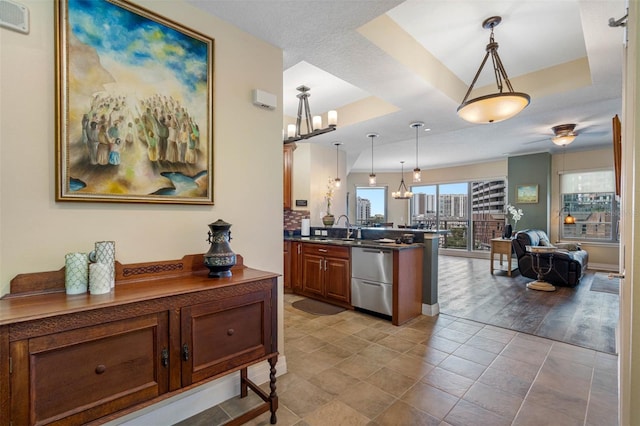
457;92;531;124
552;134;576;146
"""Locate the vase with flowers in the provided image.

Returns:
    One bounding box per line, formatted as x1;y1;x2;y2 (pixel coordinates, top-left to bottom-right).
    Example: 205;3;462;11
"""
322;177;335;227
504;203;524;238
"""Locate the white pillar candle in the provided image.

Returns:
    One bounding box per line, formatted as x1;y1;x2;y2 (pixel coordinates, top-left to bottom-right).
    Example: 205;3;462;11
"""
89;262;112;295
328;110;338;126
65;252;89;295
287;124;296;138
312;115;322;130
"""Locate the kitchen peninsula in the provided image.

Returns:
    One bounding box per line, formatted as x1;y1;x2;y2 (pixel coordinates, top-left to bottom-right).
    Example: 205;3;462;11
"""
284;228;425;325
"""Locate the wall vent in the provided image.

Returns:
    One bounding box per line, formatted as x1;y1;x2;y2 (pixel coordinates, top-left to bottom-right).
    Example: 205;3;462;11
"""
0;0;29;34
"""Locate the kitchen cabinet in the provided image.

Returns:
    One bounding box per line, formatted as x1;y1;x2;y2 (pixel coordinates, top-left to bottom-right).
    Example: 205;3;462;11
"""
301;244;350;307
283;143;296;209
290;241;303;292
0;254;278;426
284;240;291;291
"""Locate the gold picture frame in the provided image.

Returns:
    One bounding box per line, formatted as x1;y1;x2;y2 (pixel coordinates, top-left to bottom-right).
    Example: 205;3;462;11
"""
55;0;214;204
516;184;539;204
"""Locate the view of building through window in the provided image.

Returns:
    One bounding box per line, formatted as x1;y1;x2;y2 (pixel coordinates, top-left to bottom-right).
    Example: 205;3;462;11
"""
355;187;387;225
561;170;619;242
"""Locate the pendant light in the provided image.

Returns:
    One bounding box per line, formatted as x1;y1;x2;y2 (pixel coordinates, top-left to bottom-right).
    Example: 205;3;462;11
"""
392;161;413;199
410;122;424;182
333;142;342;188
457;16;530;124
367;133;378;186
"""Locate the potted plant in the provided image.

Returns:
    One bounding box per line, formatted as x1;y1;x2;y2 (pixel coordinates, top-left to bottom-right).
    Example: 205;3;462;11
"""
323;178;335;227
504;203;524;238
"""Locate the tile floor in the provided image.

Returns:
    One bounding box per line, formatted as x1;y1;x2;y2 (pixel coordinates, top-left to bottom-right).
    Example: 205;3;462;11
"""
177;293;618;426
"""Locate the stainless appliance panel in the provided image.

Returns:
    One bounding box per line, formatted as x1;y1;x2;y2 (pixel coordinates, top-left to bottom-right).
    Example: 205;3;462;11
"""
351;247;393;283
350;278;392;316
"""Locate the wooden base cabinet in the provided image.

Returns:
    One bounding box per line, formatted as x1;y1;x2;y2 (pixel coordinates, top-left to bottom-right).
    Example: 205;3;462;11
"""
0;254;278;426
301;244;350;307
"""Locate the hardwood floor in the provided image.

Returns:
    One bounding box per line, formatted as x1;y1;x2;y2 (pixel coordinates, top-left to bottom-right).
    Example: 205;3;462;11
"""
438;255;619;354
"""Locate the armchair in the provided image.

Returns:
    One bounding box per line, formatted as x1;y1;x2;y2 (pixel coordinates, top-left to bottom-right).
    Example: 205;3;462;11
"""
512;229;588;287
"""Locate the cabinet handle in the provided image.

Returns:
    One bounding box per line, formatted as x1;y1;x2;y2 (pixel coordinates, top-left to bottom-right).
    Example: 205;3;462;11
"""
227;328;235;336
318;249;328;253
95;364;107;374
161;348;169;367
182;343;190;361
297;245;301;254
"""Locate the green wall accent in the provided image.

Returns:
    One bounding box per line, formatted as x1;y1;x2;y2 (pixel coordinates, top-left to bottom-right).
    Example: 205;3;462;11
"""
507;153;551;233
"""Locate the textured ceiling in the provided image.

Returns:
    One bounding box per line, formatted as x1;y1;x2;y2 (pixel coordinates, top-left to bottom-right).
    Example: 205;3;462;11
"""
188;0;626;173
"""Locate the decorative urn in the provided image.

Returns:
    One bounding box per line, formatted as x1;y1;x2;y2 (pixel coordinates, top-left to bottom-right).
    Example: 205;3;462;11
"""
203;219;236;278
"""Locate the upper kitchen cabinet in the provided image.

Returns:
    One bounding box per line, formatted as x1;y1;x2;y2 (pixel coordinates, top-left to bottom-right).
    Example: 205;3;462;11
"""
283;143;296;209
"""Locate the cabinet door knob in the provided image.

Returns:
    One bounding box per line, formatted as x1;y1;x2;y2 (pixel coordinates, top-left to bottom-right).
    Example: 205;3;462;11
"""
95;364;107;374
227;328;235;336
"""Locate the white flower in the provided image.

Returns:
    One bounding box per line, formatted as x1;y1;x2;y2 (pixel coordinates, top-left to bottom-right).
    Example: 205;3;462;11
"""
505;204;524;225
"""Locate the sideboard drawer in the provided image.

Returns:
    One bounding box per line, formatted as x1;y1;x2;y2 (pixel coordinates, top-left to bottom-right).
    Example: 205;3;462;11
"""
10;313;169;425
181;289;272;385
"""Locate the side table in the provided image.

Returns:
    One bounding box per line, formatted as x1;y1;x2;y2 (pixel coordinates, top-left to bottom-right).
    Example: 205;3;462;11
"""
526;245;557;291
490;238;517;276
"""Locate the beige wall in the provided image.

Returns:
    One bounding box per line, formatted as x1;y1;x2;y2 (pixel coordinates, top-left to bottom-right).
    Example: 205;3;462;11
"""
292;143;346;226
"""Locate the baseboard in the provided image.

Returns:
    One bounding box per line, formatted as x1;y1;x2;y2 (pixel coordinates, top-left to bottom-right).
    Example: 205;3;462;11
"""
588;263;619;272
422;303;439;316
109;355;288;425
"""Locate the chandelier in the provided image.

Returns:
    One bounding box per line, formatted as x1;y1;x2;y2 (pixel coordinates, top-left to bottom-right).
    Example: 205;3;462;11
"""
457;16;530;124
284;85;337;143
392;161;413;199
367;133;378;186
551;124;577;146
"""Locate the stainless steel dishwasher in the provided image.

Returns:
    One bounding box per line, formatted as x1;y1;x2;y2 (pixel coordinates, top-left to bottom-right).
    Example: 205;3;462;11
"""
351;247;393;316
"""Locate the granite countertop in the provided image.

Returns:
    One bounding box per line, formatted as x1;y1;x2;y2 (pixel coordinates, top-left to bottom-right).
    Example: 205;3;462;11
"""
284;236;422;250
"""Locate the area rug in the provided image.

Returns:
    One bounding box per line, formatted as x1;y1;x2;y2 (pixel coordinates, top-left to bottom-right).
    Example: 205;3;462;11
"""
590;272;620;295
292;299;346;316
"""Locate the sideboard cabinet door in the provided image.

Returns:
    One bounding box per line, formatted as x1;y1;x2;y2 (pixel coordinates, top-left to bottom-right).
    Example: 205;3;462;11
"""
181;288;272;386
10;312;169;425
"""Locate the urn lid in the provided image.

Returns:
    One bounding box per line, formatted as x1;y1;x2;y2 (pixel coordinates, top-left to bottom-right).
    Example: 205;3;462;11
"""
208;219;232;229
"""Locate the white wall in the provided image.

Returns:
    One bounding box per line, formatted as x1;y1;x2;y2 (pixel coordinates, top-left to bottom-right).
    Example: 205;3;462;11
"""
0;1;283;422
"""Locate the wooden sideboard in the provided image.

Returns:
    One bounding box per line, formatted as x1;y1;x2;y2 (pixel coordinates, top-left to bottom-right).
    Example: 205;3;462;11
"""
0;254;278;426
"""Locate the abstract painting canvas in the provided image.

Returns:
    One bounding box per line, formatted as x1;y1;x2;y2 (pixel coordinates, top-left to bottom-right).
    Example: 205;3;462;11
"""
55;0;214;204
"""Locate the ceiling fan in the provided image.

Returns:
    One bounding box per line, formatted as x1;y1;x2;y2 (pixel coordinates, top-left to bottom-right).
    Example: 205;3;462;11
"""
550;123;577;146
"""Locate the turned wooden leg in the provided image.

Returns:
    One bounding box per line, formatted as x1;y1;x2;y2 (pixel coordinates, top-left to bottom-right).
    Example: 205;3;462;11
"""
269;356;278;424
240;367;248;398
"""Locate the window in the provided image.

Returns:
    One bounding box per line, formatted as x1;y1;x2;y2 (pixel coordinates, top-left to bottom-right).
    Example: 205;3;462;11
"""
411;179;507;251
560;170;619;242
355;187;387;226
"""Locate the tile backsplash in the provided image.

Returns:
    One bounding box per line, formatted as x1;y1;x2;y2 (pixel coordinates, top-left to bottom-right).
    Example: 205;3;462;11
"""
284;209;310;232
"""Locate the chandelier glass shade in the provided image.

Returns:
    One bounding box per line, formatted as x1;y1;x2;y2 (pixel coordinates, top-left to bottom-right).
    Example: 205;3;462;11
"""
284;85;337;143
392;161;413;199
367;133;378;186
333;142;342;188
411;121;424;182
457;16;530;124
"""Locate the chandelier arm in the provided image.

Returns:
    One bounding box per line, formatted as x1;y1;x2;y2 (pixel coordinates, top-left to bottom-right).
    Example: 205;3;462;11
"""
302;95;313;133
460;51;491;104
295;96;304;138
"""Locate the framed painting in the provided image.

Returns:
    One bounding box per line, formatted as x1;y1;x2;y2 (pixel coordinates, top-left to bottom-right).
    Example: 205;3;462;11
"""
516;184;538;204
55;0;214;204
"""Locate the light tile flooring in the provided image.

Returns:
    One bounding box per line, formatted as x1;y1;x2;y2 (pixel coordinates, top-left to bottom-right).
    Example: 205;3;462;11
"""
178;293;618;426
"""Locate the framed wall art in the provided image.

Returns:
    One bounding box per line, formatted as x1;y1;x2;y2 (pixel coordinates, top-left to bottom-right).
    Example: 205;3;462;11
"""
55;0;214;204
516;184;539;204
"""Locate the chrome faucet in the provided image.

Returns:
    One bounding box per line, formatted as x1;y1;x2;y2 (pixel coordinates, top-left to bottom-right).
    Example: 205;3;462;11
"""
336;215;353;239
